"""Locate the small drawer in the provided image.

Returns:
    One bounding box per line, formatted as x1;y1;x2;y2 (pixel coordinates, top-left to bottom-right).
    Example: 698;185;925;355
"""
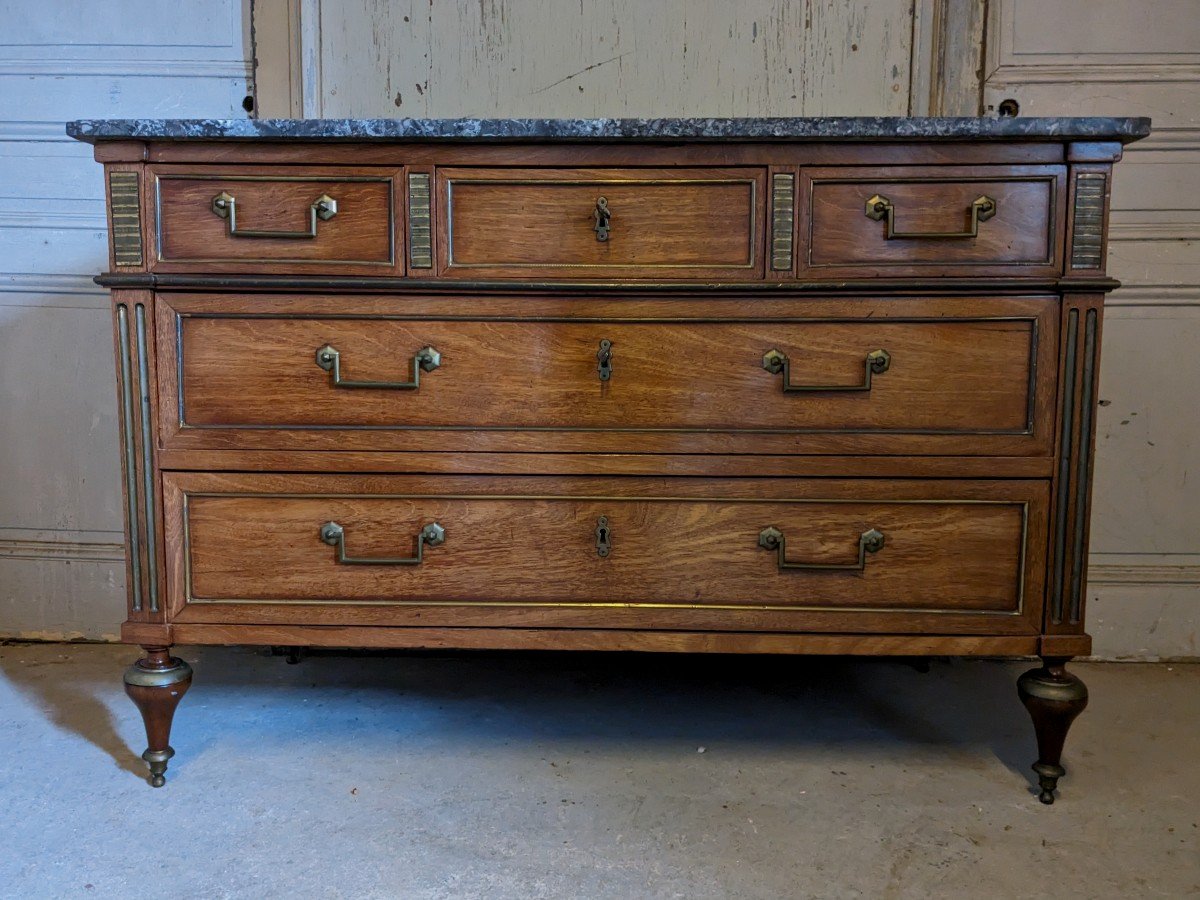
157;294;1058;457
799;165;1066;277
165;473;1046;635
437;167;765;279
151;165;401;274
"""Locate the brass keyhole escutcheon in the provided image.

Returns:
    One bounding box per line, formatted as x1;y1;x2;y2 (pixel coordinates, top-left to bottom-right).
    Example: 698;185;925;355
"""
596;338;613;381
594;196;611;242
595;516;612;558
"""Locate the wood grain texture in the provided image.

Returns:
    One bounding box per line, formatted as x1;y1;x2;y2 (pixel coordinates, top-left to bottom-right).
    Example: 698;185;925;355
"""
156;293;1058;457
85;136;1133;663
1045;294;1104;635
437;167;764;279
151;165;402;274
110;289;164;625
167;624;1042;657
152;450;1055;479
799;164;1066;276
161;473;1048;635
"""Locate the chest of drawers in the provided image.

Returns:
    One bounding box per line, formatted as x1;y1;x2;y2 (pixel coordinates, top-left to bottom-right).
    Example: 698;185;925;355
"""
71;116;1149;801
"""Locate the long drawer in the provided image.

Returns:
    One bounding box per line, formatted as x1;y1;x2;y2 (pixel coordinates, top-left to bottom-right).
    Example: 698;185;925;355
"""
156;294;1058;456
163;474;1048;635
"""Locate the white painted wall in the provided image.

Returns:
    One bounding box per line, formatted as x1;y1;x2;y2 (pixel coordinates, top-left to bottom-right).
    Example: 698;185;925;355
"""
0;0;252;639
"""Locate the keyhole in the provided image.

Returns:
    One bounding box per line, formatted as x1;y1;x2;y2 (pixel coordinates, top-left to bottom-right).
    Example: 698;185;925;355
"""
596;516;611;557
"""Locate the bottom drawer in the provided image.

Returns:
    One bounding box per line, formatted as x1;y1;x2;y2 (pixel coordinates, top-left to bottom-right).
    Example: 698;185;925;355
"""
164;474;1048;635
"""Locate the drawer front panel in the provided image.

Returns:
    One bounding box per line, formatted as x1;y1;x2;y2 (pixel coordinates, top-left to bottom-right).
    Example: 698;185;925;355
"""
438;167;764;278
166;474;1047;634
159;295;1056;456
800;165;1065;276
152;166;400;273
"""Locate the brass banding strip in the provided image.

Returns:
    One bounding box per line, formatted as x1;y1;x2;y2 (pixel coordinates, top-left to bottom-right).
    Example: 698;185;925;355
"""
1051;309;1078;624
135;304;159;613
1069;309;1098;623
116;305;143;611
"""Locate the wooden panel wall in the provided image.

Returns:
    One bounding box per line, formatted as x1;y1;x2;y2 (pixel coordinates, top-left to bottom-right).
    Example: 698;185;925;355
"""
984;0;1200;659
284;0;918;118
0;0;252;639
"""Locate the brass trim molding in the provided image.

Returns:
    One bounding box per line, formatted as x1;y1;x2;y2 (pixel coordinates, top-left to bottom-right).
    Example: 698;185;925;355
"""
1069;309;1098;624
116;305;144;611
1050;309;1079;625
135;304;159;613
109;172;143;267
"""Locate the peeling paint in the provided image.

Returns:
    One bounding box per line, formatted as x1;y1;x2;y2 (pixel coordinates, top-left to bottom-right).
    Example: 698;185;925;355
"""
316;0;915;117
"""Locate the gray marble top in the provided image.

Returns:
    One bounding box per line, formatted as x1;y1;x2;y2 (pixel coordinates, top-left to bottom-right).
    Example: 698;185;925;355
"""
67;116;1151;144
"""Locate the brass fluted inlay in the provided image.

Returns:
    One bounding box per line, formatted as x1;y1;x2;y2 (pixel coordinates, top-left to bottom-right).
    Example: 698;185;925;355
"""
109;171;143;267
1070;173;1106;270
770;173;795;271
115;305;143;611
408;172;432;269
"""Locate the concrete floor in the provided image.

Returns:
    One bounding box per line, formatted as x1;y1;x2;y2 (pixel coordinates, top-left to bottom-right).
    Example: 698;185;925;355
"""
0;645;1195;900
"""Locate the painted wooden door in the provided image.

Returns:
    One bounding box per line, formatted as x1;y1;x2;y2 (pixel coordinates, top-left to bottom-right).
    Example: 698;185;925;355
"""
983;0;1200;659
267;0;921;118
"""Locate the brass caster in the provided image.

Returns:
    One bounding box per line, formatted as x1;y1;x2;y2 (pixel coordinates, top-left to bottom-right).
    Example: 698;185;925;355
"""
142;747;175;788
1032;761;1066;805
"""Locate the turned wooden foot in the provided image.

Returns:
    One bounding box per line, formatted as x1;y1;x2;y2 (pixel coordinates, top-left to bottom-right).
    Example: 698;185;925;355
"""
124;646;192;787
1017;656;1088;804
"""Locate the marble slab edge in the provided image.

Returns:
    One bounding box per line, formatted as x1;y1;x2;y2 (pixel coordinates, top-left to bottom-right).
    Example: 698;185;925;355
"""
66;117;1152;144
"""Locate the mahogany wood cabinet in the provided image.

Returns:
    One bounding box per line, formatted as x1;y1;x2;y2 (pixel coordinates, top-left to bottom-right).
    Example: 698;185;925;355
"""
70;117;1149;801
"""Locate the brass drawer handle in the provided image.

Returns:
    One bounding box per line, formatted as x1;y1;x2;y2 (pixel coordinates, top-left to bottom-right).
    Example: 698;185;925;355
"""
319;520;445;566
211;191;337;238
315;344;440;390
594;196;611;242
865;193;996;239
762;348;890;393
758;526;885;572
